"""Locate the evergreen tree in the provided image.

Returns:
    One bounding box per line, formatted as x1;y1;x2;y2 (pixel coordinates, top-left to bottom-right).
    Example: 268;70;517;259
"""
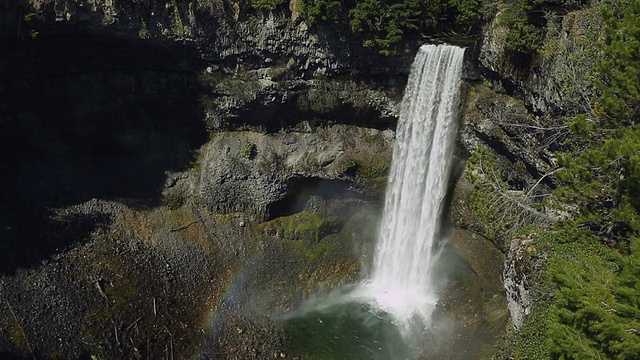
542;0;640;357
599;0;640;127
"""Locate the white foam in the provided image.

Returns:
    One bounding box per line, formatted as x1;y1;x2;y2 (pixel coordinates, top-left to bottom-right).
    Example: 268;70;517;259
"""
362;44;465;332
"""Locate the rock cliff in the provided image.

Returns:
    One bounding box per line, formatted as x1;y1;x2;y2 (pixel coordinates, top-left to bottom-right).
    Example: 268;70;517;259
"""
0;0;586;357
451;5;604;334
0;1;413;358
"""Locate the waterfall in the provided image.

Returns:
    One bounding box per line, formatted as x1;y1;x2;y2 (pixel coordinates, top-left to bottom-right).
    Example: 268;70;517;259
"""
359;44;465;328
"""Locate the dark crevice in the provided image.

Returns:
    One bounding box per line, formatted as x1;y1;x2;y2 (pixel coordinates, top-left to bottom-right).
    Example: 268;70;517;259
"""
477;64;561;118
267;177;365;220
474;130;545;183
233;102;397;133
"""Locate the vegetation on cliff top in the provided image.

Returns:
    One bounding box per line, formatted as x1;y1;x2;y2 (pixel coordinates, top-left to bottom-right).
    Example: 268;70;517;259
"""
498;0;590;54
469;0;640;357
249;0;484;54
545;2;640;356
247;0;591;55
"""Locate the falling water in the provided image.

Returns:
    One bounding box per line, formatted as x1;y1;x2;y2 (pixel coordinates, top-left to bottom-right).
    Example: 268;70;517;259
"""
358;44;465;329
281;45;466;358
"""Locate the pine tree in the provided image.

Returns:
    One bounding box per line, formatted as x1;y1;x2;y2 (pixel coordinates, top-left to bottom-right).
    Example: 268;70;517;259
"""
544;0;640;357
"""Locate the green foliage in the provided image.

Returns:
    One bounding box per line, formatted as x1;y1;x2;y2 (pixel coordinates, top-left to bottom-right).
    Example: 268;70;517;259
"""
511;296;553;359
20;11;40;39
544;233;640;359
495;228;640;358
556;126;640;247
491;1;640;357
300;0;343;23
466;148;510;241
599;0;640;127
556;3;640;240
349;0;422;55
465;148;553;246
245;0;483;54
299;0;482;55
240;139;257;159
139;20;151;39
497;0;545;54
169;0;187;36
499;0;590;54
248;0;288;10
23;13;37;22
451;0;481;26
542;7;604;113
507;19;544;54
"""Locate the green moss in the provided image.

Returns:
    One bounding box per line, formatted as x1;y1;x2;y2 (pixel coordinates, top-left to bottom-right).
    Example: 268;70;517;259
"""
339;159;358;175
357;161;388;180
164;191;186;210
259;211;342;263
289;238;336;263
298;86;341;114
102;278;140;323
8;322;29;355
357;160;389;197
339;154;390;197
212;211;245;224
268;211;341;243
82;283;140;347
23;12;37;22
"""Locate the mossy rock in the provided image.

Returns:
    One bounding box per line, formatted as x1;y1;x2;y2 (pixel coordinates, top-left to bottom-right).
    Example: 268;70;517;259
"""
337;156;389;198
259;211;342;245
257;211;347;266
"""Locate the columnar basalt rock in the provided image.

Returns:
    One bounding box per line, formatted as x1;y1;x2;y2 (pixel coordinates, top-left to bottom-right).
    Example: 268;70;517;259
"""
0;2;409;358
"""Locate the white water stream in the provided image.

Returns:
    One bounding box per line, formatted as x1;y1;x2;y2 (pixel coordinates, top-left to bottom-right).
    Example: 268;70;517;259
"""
356;44;465;330
283;46;467;350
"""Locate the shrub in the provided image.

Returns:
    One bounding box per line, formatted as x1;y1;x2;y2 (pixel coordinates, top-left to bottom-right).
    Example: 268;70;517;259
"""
240;139;257;159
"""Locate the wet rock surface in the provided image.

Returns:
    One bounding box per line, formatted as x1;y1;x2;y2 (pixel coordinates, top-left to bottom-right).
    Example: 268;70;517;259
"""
428;229;510;359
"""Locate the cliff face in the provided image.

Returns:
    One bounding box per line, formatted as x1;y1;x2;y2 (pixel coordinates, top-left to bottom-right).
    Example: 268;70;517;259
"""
1;0;405;240
452;6;604;331
0;0;585;357
0;2;414;358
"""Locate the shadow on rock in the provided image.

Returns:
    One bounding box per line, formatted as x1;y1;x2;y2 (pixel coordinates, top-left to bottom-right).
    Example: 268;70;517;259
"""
0;33;208;274
0;352;32;360
0;209;111;275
